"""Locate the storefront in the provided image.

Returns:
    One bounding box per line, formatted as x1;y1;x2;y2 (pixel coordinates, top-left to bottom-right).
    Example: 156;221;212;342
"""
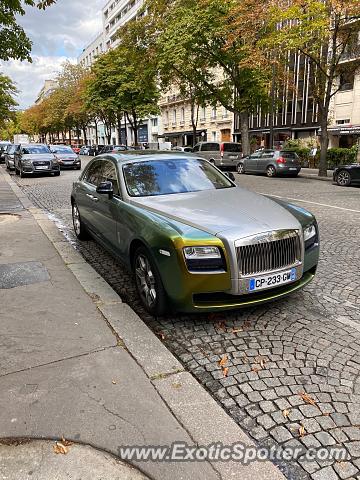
328;125;360;149
159;129;207;147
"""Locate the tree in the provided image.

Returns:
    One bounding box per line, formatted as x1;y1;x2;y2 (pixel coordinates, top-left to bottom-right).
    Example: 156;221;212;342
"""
0;111;23;140
134;0;271;155
0;0;56;61
0;73;18;135
263;0;360;176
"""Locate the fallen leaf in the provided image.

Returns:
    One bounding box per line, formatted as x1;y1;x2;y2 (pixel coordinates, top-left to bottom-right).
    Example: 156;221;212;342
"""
61;437;73;447
215;321;227;332
156;331;165;340
299;392;316;406
112;380;117;385
218;355;228;367
53;442;69;455
231;327;243;333
283;409;290;419
299;425;306;437
172;383;182;389
222;367;229;377
260;358;266;369
252;366;261;373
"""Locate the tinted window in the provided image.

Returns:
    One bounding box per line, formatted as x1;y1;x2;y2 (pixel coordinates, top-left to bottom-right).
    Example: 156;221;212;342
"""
201;143;219;152
22;145;50;154
101;160;120;196
7;145;17;154
84;160;103;186
249;153;262;159
123;158;234;197
192;144;200;152
223;143;241;152
282;152;299;159
262;152;275;158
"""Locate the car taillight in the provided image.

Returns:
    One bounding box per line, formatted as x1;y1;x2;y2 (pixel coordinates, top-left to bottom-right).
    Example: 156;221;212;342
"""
276;157;286;164
220;143;224;158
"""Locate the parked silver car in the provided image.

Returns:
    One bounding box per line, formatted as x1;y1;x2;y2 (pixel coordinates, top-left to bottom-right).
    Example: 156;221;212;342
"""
0;141;11;164
237;150;301;177
4;144;19;170
14;144;60;177
49;144;81;170
192;142;242;169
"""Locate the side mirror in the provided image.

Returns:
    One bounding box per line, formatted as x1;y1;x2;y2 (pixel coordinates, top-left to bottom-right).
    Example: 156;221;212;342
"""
96;181;114;198
224;171;235;181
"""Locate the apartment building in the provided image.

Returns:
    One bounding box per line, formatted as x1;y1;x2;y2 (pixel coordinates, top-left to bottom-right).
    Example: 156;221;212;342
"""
78;0;158;146
35;80;58;105
158;90;233;147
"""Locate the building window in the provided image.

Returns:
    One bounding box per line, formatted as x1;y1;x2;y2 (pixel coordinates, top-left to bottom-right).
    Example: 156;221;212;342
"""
165;111;169;125
211;106;217;119
172;109;177;124
336;119;351;124
200;106;206;121
151;118;158;127
339;72;355;91
212;131;217;141
180;107;185;123
223;107;228;118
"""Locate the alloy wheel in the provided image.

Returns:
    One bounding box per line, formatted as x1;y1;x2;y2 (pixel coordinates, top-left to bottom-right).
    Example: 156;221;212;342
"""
267;166;276;177
72;203;81;237
135;254;157;309
237;163;244;174
337;170;351;186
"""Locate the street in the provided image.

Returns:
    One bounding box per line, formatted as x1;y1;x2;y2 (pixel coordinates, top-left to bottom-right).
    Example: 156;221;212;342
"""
4;158;360;480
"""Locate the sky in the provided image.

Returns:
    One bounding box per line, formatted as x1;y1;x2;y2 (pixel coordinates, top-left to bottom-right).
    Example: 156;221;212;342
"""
1;0;104;109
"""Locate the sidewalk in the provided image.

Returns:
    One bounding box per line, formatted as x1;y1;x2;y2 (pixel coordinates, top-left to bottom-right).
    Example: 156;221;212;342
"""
0;167;285;480
299;168;333;182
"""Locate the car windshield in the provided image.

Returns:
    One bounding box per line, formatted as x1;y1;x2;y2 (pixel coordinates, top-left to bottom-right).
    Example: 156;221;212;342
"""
22;145;50;154
123;158;234;197
51;146;74;154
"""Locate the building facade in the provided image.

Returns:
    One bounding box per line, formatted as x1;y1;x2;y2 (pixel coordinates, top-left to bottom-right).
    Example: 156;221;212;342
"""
35;80;58;105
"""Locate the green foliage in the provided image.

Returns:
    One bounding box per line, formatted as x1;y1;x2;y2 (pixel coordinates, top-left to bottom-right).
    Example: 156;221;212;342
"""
326;147;358;168
0;0;56;61
0;73;18;132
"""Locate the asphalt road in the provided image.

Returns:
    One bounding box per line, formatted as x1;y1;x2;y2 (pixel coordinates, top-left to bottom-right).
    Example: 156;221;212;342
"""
7;158;360;480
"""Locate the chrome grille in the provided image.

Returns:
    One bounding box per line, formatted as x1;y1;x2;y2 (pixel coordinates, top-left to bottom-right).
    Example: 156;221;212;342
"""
33;161;50;166
236;233;301;276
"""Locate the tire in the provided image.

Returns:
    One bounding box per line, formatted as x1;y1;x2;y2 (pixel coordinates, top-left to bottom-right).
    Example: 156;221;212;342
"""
72;202;90;240
336;169;351;187
237;162;245;174
15;164;19;175
19;164;26;178
53;171;60;176
5;161;9;170
266;165;276;177
133;246;167;316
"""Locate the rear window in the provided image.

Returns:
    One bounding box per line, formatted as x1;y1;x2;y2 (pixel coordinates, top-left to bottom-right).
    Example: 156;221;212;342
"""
223;143;241;153
282;152;299;159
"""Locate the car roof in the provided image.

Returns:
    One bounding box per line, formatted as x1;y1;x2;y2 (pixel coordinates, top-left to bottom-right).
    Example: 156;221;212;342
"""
98;151;197;164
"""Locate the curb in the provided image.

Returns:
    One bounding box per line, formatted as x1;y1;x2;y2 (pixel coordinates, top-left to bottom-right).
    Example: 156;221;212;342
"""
299;174;333;182
0;168;286;480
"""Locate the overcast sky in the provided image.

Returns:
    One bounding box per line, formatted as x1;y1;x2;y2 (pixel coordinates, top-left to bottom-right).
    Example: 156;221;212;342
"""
1;0;104;109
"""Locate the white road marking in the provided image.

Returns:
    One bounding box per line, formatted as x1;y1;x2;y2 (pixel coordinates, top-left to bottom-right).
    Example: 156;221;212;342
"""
259;193;360;214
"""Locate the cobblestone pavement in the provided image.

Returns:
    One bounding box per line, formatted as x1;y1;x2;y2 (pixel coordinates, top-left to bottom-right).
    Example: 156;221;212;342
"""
7;161;360;480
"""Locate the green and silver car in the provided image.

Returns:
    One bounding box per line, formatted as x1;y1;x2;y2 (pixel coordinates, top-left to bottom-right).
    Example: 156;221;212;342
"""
71;153;319;315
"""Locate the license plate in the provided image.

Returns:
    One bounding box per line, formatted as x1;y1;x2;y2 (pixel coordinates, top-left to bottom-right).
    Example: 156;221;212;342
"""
229;155;238;159
35;165;48;170
289;167;297;171
249;268;297;292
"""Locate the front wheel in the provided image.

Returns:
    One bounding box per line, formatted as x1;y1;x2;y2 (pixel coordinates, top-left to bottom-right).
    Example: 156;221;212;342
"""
19;164;27;178
133;246;167;316
266;165;276;177
53;171;60;176
336;170;351;187
237;162;245;174
72;202;90;240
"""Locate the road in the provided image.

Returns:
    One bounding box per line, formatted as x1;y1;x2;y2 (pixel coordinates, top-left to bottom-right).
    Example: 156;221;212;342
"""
7;159;360;480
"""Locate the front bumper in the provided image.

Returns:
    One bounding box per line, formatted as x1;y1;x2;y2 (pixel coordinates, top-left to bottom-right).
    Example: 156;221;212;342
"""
22;165;60;174
59;161;81;169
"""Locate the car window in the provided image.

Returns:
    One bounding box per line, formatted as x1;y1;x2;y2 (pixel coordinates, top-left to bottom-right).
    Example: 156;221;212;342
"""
223;143;241;152
21;145;50;154
7;145;16;154
123;158;234;197
250;153;262;159
84;160;104;186
192;144;200;152
262;152;275;158
51;146;74;154
101;160;120;196
201;143;219;152
282;152;299;159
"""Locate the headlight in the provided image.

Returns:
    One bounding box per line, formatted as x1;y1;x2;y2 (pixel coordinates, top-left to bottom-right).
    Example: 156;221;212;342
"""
303;223;318;249
22;160;32;166
183;246;225;272
52;159;59;165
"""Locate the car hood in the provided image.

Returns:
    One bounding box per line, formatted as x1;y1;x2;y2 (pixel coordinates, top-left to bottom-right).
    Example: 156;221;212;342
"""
55;153;78;159
22;154;55;161
130;187;301;239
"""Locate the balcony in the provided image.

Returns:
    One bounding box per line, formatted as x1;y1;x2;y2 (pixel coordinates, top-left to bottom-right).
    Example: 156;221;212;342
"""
339;44;360;63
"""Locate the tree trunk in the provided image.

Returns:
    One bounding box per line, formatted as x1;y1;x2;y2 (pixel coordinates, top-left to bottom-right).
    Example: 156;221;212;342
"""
318;117;329;177
124;114;128;146
82;126;88;145
116;114;122;145
190;101;199;146
94;120;98;146
68;129;72;144
240;111;250;156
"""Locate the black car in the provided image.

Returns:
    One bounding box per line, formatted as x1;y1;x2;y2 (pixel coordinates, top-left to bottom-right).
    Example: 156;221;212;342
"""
333;164;360;186
0;142;11;163
14;144;60;177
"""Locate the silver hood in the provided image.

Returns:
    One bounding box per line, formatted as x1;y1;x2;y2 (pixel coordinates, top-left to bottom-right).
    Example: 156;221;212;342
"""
131;186;301;239
23;154;56;162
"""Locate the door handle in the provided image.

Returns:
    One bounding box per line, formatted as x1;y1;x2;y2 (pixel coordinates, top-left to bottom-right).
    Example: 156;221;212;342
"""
86;194;99;202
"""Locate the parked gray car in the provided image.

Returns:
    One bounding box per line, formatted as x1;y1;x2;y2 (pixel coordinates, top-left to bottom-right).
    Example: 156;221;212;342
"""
4;144;19;170
237;149;301;177
0;141;11;164
49;144;81;170
14;144;60;178
192;142;242;169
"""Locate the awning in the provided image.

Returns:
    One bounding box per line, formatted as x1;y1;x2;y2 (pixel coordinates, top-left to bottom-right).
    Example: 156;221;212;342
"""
158;129;207;138
326;125;360;135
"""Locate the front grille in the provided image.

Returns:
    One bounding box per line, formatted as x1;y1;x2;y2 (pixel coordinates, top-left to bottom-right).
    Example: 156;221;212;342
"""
33;161;50;166
236;233;301;276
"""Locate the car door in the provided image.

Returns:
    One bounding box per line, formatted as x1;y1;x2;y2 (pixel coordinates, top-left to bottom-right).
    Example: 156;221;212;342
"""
244;152;262;172
93;158;121;250
258;151;275;173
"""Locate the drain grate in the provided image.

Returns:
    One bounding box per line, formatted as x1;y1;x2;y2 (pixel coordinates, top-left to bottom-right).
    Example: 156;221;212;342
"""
0;261;50;289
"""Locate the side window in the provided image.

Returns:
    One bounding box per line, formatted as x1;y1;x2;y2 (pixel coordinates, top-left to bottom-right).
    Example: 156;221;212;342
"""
262;152;275;158
193;144;200;152
101;160;120;196
84;160;103;186
250;153;261;159
201;143;219;152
